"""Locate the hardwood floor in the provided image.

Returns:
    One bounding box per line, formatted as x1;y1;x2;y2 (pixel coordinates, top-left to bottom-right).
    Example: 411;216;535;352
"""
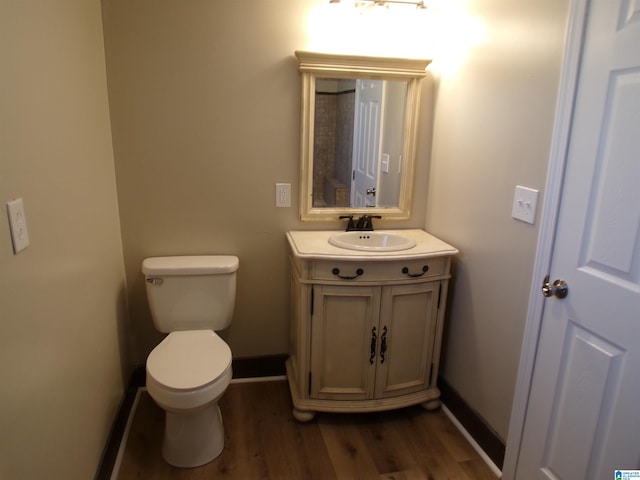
114;380;498;480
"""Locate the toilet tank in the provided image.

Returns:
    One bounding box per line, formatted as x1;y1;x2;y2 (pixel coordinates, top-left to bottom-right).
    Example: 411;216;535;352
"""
142;256;239;333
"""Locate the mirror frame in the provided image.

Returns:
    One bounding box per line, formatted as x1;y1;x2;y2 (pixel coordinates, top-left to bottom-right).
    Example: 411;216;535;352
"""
296;50;431;221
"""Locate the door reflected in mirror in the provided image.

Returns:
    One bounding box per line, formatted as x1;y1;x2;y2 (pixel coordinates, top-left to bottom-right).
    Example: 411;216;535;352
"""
313;77;408;209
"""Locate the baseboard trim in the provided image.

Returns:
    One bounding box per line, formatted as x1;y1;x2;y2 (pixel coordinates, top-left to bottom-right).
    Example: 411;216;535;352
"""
94;367;144;480
442;405;502;477
232;354;288;379
438;378;506;470
108;387;144;480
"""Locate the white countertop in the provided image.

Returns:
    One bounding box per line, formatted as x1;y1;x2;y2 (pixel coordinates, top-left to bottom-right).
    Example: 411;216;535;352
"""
287;229;458;261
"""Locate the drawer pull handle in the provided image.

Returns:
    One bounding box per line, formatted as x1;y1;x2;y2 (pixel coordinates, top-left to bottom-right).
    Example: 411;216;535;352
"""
402;265;429;277
332;267;364;280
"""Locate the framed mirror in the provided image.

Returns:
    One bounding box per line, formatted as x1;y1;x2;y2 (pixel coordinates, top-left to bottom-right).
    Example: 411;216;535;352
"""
296;51;430;221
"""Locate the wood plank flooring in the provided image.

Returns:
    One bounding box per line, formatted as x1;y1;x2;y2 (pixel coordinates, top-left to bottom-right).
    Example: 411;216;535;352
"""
115;380;498;480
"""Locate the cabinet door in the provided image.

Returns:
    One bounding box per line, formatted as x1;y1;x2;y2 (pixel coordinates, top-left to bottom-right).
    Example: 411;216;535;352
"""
375;282;440;398
310;285;380;400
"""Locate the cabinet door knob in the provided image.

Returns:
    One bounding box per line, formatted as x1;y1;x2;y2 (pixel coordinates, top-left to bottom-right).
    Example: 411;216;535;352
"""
380;326;388;364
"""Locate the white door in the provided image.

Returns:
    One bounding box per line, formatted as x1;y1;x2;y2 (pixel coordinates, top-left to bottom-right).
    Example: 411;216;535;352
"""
351;79;383;207
514;0;640;478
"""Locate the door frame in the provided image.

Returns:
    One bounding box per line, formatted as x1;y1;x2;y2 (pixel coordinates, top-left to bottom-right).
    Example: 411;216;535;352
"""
502;0;589;477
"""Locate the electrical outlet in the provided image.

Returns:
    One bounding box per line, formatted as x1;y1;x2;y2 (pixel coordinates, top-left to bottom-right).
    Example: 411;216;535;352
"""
512;185;539;224
6;198;30;253
275;183;291;208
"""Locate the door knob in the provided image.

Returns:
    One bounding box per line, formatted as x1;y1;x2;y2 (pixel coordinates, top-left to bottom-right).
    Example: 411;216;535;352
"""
366;188;376;196
541;275;568;299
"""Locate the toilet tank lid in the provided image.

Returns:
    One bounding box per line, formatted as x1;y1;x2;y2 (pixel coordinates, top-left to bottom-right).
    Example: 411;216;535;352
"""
142;255;239;276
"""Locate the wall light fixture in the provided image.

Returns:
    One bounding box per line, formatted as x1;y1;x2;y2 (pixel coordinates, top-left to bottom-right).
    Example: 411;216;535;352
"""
329;0;428;10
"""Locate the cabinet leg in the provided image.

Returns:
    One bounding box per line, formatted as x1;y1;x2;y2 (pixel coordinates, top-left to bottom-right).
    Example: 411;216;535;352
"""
420;399;441;411
292;408;316;422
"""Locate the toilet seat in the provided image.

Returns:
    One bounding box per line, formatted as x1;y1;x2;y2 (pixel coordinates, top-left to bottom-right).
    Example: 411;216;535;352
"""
148;330;231;390
146;330;232;411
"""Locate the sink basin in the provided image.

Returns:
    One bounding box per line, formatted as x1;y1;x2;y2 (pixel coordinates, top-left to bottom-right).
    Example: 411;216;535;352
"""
328;232;416;252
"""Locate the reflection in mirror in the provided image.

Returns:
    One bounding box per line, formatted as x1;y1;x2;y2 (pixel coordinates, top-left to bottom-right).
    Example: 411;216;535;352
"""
296;51;430;221
314;78;408;209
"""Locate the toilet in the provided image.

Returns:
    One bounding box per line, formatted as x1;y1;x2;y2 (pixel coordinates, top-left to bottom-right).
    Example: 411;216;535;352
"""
142;255;239;468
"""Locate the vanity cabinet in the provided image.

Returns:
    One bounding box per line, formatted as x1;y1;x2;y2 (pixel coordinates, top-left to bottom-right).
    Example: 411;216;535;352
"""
286;230;457;421
311;281;439;401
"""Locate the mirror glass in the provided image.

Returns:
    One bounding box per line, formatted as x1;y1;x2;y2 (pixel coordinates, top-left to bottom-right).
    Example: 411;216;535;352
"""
313;77;408;209
296;51;430;221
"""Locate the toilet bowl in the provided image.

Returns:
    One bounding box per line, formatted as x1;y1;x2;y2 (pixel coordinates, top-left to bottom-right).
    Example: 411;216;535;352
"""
142;255;238;468
146;330;232;467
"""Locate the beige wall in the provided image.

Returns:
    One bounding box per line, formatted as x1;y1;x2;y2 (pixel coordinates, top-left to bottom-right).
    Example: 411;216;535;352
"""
426;0;569;440
0;1;127;479
101;0;433;365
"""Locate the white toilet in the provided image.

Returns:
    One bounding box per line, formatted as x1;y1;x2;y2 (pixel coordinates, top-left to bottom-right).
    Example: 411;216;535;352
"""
142;255;239;468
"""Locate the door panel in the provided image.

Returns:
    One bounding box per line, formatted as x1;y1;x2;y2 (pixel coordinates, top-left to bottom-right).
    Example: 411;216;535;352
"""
310;285;379;400
375;282;439;398
578;68;640;289
540;322;625;479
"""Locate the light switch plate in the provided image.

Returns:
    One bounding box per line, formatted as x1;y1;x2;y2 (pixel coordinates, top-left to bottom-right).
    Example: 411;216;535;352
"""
6;198;30;253
381;153;390;173
512;186;539;224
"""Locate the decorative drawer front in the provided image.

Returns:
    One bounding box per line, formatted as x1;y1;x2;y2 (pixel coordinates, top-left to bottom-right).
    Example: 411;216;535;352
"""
310;258;445;282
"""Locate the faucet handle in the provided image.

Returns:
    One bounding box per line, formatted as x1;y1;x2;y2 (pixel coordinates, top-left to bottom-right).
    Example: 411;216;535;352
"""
339;215;357;231
356;215;381;231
